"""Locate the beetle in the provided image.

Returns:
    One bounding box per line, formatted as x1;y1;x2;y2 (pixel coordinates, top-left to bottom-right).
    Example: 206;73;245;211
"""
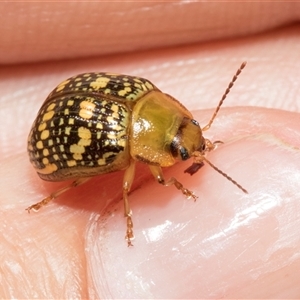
27;62;247;246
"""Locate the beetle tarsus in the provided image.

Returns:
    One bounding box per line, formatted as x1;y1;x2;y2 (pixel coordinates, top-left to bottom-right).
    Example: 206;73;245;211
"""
26;195;54;213
125;216;134;247
168;177;198;201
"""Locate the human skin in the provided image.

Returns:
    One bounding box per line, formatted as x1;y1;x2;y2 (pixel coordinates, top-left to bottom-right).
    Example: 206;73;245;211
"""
1;2;300;299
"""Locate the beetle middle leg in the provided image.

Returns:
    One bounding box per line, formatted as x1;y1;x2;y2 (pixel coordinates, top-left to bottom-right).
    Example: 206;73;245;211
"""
26;177;92;212
148;165;198;201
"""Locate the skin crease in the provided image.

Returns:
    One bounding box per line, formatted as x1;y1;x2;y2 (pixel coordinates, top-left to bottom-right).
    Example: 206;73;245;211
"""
0;2;300;299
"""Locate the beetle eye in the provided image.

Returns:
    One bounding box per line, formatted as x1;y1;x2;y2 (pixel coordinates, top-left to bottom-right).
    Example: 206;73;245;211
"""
180;147;189;160
191;119;199;126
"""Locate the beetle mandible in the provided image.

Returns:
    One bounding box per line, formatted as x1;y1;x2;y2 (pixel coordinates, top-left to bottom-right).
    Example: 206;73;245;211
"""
27;62;247;246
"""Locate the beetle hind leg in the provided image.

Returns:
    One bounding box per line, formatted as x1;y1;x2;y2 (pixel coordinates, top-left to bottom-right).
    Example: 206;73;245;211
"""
26;177;91;212
123;186;134;247
148;165;198;201
123;160;136;246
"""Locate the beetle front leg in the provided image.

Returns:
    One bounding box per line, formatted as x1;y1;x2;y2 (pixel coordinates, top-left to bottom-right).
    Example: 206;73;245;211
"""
148;165;198;201
123;160;136;246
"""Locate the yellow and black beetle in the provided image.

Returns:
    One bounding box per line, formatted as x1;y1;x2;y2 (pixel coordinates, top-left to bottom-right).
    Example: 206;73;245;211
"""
27;63;247;246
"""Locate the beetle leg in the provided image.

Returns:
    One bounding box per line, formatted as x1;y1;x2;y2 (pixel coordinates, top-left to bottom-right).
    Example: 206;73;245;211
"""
123;160;136;246
26;177;92;212
148;165;198;201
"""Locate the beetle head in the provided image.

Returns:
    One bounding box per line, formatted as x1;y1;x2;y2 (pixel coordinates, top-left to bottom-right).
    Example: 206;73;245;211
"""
170;118;205;161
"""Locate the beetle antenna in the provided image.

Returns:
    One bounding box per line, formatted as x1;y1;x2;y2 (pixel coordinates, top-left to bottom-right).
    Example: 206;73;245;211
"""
202;62;247;132
202;156;248;194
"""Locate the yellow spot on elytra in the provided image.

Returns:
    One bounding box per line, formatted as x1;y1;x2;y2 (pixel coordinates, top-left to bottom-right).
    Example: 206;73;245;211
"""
96;122;103;129
47;103;56;111
145;81;154;90
37;163;58;174
90;77;110;90
70;144;85;154
38;123;46;131
111;104;119;113
78;139;91;146
48;139;54;146
56;79;70;92
36;141;43;149
42;158;49;165
107;132;116;139
73;153;83;160
65;127;71;135
42;110;54;121
118;87;132;97
114;124;123;131
126;93;137;100
107;116;115;123
67;160;77;167
68;118;74;125
59;118;64;126
97;158;106;165
53;154;59;160
134;83;142;89
67;100;74;106
64;108;69;115
78;127;91;140
103;152;115;160
79;101;96;119
43;149;49;156
40;130;50;140
118;140;126;147
112;111;120;119
105;72;118;76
